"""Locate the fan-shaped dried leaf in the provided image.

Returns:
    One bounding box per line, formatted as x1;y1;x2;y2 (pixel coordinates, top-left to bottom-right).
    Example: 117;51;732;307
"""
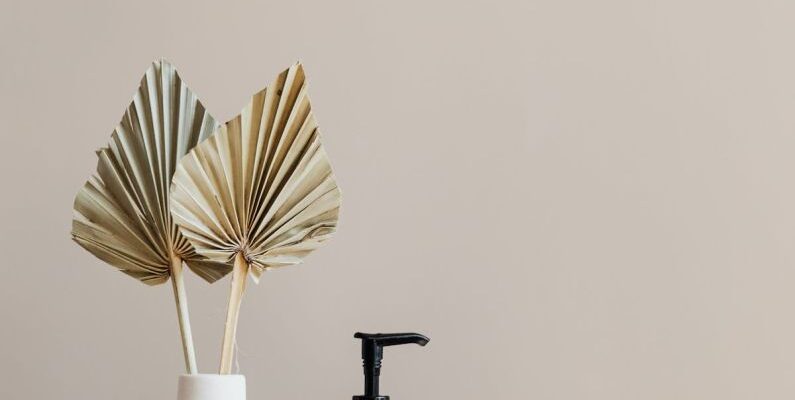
170;63;340;281
72;59;232;285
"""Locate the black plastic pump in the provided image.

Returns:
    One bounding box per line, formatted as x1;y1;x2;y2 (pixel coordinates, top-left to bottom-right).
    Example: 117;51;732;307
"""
352;332;430;400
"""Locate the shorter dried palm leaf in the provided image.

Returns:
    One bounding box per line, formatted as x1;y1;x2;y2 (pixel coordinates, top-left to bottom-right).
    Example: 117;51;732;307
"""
170;63;341;373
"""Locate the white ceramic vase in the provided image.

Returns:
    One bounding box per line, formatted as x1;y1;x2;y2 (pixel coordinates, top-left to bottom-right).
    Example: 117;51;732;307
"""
177;374;246;400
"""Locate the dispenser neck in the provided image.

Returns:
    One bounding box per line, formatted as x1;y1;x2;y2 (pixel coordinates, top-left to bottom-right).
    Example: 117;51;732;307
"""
362;342;383;398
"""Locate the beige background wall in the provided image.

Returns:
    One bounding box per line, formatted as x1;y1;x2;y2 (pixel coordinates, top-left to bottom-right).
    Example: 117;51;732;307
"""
2;0;795;399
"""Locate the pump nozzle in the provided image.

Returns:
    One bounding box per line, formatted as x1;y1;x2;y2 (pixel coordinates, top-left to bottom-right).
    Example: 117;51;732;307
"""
353;332;429;400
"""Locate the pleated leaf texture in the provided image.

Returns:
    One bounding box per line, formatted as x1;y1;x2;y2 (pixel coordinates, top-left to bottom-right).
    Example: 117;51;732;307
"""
72;60;233;285
170;63;341;281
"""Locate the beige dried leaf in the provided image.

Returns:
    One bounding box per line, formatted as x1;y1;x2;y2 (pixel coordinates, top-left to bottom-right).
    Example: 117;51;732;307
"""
71;59;233;285
170;63;341;282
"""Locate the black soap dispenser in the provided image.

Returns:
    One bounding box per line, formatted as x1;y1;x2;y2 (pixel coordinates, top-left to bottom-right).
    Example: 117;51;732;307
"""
352;332;430;400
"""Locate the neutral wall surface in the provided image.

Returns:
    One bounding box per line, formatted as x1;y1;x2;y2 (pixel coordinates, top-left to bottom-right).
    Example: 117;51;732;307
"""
3;0;795;399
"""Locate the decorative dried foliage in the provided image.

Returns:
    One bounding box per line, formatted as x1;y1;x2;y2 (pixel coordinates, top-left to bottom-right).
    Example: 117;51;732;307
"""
170;63;341;282
71;59;232;285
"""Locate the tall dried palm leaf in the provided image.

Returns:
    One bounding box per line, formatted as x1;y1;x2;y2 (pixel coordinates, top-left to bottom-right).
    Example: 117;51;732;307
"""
71;59;232;373
170;63;341;373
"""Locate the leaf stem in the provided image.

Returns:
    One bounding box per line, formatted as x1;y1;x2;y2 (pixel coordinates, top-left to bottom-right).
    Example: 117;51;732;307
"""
170;253;198;374
220;252;249;374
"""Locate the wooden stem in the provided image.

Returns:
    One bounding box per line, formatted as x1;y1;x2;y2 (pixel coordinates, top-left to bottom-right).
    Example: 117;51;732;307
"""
220;252;249;374
170;254;198;374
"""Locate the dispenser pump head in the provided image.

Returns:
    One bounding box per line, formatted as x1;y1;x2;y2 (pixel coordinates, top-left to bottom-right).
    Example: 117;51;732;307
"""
353;332;430;400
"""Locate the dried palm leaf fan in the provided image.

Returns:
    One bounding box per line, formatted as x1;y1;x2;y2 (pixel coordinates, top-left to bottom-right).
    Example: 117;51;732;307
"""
170;63;341;374
71;60;232;374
